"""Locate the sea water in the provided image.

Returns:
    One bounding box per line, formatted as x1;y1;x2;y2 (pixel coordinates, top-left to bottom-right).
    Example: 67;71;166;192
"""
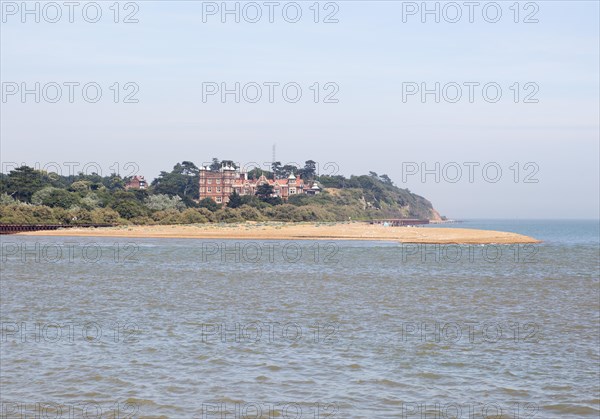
1;220;598;418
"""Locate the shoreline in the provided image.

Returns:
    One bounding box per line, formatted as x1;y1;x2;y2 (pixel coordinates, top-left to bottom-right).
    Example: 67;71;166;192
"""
16;222;541;244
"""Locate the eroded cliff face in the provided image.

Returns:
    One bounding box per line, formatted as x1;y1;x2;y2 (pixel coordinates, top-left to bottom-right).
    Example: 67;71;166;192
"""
402;205;442;221
429;208;443;222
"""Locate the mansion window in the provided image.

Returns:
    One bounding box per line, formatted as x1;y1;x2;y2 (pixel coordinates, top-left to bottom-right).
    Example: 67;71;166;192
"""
207;179;213;184
200;187;205;193
217;187;221;192
216;179;221;184
207;187;212;192
290;188;296;194
216;197;222;203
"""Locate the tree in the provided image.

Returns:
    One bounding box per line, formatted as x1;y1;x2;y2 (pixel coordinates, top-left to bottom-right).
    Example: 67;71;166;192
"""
247;167;269;179
198;197;220;212
31;187;80;209
239;194;267;209
151;162;200;201
299;160;317;180
80;194;101;210
317;174;348;189
31;187;58;206
379;174;393;186
177;161;200;199
209;158;221;171
72;172;103;186
69;180;91;192
3;166;45;202
271;162;282;178
227;191;243;208
221;160;238;169
281;165;297;178
180;161;200;176
104;174;125;191
109;190;148;219
112;200;147;219
255;183;274;199
263;196;283;206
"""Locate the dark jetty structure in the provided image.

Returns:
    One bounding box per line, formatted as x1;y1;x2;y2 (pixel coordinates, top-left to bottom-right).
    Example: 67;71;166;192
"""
0;224;115;235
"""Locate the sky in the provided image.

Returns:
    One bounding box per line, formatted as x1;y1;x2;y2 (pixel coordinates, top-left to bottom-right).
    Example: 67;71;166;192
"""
1;1;599;219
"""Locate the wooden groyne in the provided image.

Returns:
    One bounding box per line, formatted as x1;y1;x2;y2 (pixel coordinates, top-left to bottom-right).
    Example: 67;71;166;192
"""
0;224;115;235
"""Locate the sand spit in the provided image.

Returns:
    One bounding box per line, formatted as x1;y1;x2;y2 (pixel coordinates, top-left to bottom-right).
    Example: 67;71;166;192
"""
19;222;541;244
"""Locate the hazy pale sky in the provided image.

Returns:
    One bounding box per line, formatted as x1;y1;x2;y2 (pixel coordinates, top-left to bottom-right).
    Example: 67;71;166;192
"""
1;1;598;218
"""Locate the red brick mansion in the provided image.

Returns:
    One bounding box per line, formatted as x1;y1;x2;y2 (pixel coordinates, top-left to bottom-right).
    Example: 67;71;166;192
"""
199;165;321;204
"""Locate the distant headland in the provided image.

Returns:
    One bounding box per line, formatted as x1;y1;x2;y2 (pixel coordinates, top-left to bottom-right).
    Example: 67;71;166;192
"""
0;159;542;243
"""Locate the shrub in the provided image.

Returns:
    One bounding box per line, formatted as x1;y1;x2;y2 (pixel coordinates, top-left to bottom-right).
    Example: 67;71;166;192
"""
90;208;121;224
0;204;32;224
195;207;214;220
153;209;182;225
51;207;71;224
213;208;244;223
68;207;94;224
198;198;220;212
261;204;300;221
31;206;56;223
112;200;148;219
238;205;264;221
180;208;209;224
131;216;155;225
145;194;186;211
240;195;269;209
293;205;336;222
287;194;310;206
80;194;101;210
0;194;18;205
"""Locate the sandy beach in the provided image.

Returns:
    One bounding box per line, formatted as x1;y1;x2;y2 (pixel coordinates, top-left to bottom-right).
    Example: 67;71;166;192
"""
18;222;540;244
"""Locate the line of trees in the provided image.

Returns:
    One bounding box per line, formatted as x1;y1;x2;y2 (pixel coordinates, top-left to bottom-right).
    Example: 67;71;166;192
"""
0;159;437;225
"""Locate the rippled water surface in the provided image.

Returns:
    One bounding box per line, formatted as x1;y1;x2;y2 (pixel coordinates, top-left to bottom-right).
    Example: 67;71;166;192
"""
1;220;599;418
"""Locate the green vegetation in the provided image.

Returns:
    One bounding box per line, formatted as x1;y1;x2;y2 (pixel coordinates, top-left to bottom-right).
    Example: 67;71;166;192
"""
0;159;439;225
